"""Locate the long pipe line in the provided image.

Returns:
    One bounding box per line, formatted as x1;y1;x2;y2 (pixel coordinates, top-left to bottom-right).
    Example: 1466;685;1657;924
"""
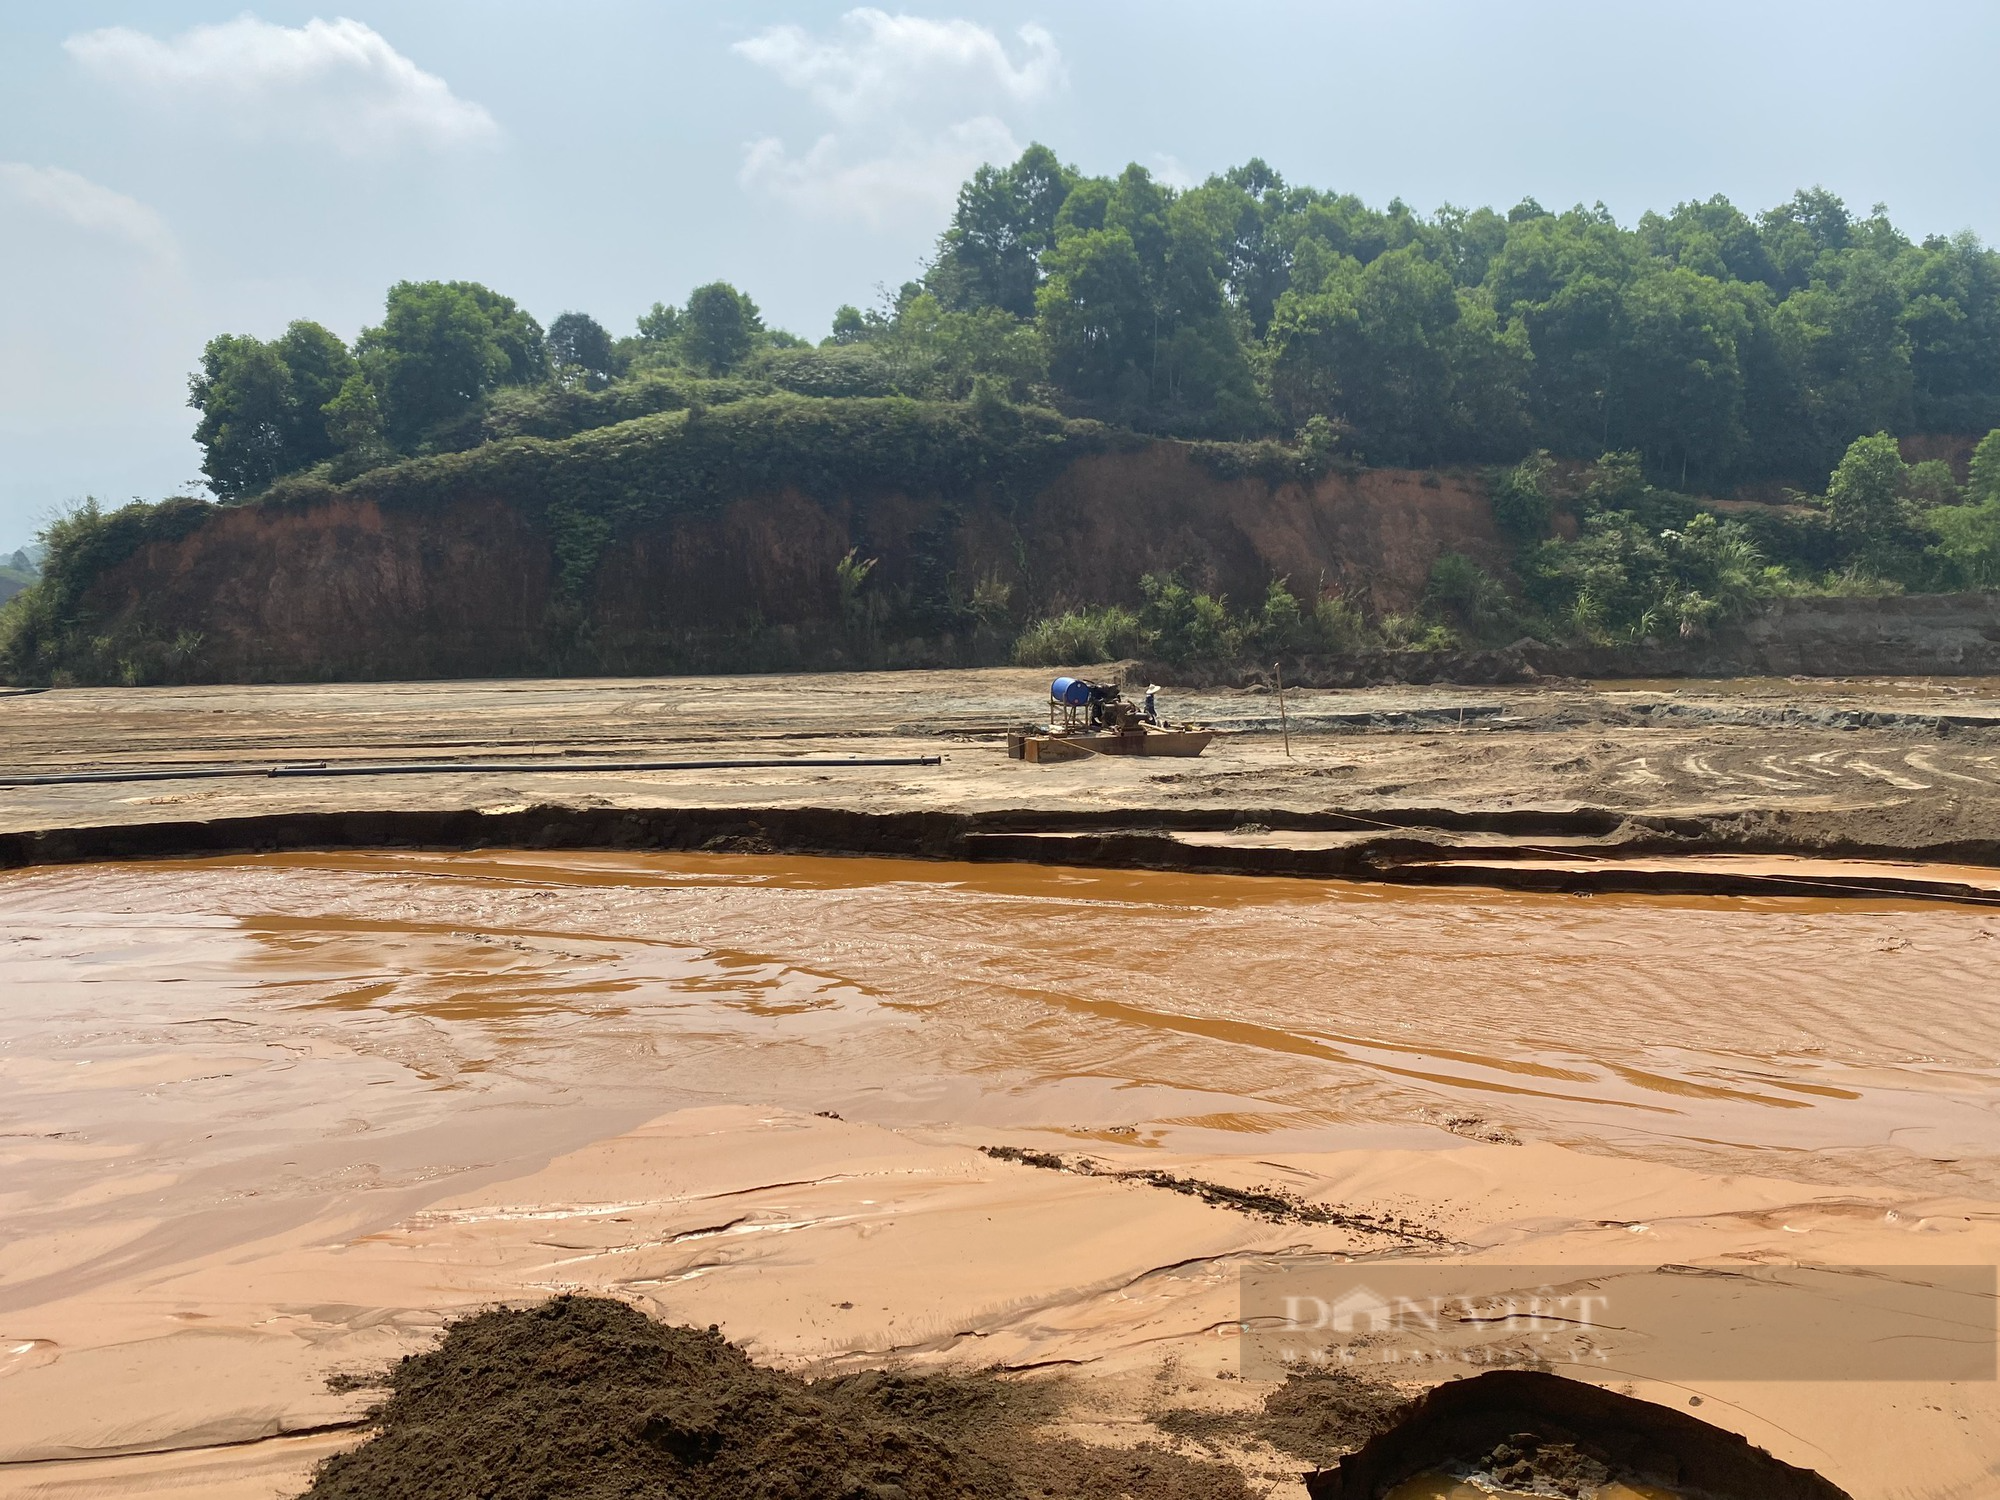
0;756;943;789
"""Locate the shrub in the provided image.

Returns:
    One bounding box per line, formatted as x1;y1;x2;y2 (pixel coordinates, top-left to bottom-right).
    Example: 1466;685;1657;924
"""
1011;605;1145;666
1139;572;1240;662
1903;459;1962;510
1521;510;1767;643
1969;427;2000;506
1489;451;1555;540
1423;552;1514;641
1308;592;1368;653
1925;502;2000;589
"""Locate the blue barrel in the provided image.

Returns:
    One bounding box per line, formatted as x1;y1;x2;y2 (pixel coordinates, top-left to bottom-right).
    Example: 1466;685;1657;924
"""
1051;676;1093;706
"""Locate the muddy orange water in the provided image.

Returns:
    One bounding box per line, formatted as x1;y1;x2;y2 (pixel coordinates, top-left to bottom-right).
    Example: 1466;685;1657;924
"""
7;850;1999;1292
6;851;2000;1498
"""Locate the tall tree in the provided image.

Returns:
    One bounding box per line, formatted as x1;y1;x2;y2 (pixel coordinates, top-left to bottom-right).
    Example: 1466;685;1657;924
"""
1772;252;1915;475
1900;233;2000;435
928;144;1075;319
680;283;763;374
1824;431;1908;549
1609;268;1750;485
189;336;296;499
546;311;616;389
187;320;355;497
357;281;544;448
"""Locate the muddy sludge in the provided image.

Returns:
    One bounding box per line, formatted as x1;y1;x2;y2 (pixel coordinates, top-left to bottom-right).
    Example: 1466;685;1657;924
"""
302;1295;1252;1500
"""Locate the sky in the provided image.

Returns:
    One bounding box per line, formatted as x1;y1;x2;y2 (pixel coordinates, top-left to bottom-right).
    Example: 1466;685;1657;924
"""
4;0;1999;548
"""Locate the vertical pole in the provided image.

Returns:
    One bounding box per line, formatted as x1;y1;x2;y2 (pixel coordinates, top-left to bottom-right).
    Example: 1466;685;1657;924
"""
1274;660;1292;759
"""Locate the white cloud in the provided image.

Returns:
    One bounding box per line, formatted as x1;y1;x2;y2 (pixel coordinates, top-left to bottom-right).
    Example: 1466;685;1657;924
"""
0;163;177;262
65;15;497;154
734;10;1061;123
733;10;1061;224
741;116;1022;227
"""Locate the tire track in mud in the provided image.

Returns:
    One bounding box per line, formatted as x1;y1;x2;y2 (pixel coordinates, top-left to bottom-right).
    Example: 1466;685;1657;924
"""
1605;744;2000;801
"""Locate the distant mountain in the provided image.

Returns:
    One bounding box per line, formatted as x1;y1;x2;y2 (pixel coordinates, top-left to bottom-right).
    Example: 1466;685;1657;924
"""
1;545;41;605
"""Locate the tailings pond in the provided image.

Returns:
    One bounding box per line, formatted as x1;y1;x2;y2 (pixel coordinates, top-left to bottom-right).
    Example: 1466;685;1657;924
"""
7;848;2000;1303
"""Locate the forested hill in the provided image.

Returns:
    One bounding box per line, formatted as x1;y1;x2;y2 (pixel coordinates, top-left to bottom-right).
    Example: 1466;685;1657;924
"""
182;146;1998;502
10;148;2000;687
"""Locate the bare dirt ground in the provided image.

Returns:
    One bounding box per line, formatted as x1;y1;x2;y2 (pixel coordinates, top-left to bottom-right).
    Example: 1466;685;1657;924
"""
4;669;2000;1500
5;667;2000;850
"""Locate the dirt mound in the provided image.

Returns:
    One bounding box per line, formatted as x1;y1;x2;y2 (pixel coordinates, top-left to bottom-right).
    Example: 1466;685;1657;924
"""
1152;1366;1411;1468
303;1295;1253;1500
1255;1367;1414;1466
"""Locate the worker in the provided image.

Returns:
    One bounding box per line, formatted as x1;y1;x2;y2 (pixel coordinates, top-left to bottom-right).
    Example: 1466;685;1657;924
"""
1144;684;1160;724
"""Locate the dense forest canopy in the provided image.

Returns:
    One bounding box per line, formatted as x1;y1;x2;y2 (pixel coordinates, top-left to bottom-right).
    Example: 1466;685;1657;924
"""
185;146;2000;503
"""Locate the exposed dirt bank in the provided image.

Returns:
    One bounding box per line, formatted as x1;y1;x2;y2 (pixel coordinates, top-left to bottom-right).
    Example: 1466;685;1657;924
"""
49;445;1510;681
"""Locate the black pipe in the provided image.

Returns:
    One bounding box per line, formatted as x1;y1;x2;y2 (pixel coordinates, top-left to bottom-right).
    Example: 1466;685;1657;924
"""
0;756;943;789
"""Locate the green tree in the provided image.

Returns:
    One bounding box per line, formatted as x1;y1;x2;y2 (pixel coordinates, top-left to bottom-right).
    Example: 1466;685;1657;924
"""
189;335;294;499
273;321;356;464
547;311;616;389
1638;195;1776;285
358;281;544;448
636;302;681;343
1037;226;1153;407
1925;499;2000;587
187;320;355;498
322;371;390;475
928;143;1075;318
828;304;877;344
868;292;1046;399
1035;163;1260;431
1610;268;1749;485
1771;252;1914;473
681;282;763;374
1900;232;2000;435
1824;432;1908;549
1758;187;1854;293
1490;451;1556;539
1903;459;1961;510
1139;572;1237;661
1970;428;2000;505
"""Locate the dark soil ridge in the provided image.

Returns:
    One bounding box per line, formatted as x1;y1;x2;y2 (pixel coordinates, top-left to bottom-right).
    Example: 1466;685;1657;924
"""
4;802;1998;906
300;1294;1254;1500
979;1146;1450;1245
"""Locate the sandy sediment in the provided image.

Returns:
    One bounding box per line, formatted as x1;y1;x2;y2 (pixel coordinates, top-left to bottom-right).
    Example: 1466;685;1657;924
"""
4;670;2000;1497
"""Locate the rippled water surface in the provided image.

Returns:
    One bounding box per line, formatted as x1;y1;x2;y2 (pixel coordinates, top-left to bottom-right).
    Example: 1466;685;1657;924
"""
5;850;1999;1265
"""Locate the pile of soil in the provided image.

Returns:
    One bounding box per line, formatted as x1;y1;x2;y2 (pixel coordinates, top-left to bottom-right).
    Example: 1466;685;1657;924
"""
1255;1368;1415;1466
303;1295;1252;1500
1152;1366;1412;1468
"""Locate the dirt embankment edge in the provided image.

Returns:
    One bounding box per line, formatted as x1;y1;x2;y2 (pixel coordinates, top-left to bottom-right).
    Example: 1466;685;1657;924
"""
60;446;1507;682
5;801;1998;905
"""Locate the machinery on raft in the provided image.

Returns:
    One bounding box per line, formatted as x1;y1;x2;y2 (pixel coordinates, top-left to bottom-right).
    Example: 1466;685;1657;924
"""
1006;676;1214;764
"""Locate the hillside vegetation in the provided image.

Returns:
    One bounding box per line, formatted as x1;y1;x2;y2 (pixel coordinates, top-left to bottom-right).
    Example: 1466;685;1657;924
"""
8;146;2000;683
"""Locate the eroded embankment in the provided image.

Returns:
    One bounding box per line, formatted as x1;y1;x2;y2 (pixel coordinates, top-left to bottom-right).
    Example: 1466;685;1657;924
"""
5;800;2000;905
31;439;1509;682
